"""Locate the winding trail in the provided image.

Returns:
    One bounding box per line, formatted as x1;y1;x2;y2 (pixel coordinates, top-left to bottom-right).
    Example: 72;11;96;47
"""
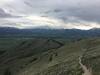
79;57;93;75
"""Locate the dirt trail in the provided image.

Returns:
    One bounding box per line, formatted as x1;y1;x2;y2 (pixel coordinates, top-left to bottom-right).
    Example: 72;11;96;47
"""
79;57;93;75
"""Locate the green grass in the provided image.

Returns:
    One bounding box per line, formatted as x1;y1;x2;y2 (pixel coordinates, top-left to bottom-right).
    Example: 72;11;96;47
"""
0;38;100;75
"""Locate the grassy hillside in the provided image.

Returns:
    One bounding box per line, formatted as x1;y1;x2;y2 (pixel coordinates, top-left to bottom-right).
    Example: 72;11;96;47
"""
0;38;100;75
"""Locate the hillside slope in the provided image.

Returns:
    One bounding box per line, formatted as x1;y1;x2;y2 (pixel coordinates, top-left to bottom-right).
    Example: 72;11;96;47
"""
0;38;100;75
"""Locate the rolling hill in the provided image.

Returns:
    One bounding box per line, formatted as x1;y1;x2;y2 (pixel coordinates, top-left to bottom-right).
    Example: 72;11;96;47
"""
0;38;100;75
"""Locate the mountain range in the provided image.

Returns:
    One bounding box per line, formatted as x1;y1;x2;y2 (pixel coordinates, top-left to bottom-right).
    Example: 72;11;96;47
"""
0;27;100;38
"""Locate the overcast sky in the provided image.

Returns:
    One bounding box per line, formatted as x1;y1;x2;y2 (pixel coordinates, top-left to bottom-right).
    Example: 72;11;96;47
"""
0;0;100;30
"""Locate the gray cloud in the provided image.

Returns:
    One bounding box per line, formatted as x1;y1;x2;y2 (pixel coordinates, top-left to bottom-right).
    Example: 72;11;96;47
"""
0;8;12;18
0;8;21;18
1;0;100;19
0;0;100;29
